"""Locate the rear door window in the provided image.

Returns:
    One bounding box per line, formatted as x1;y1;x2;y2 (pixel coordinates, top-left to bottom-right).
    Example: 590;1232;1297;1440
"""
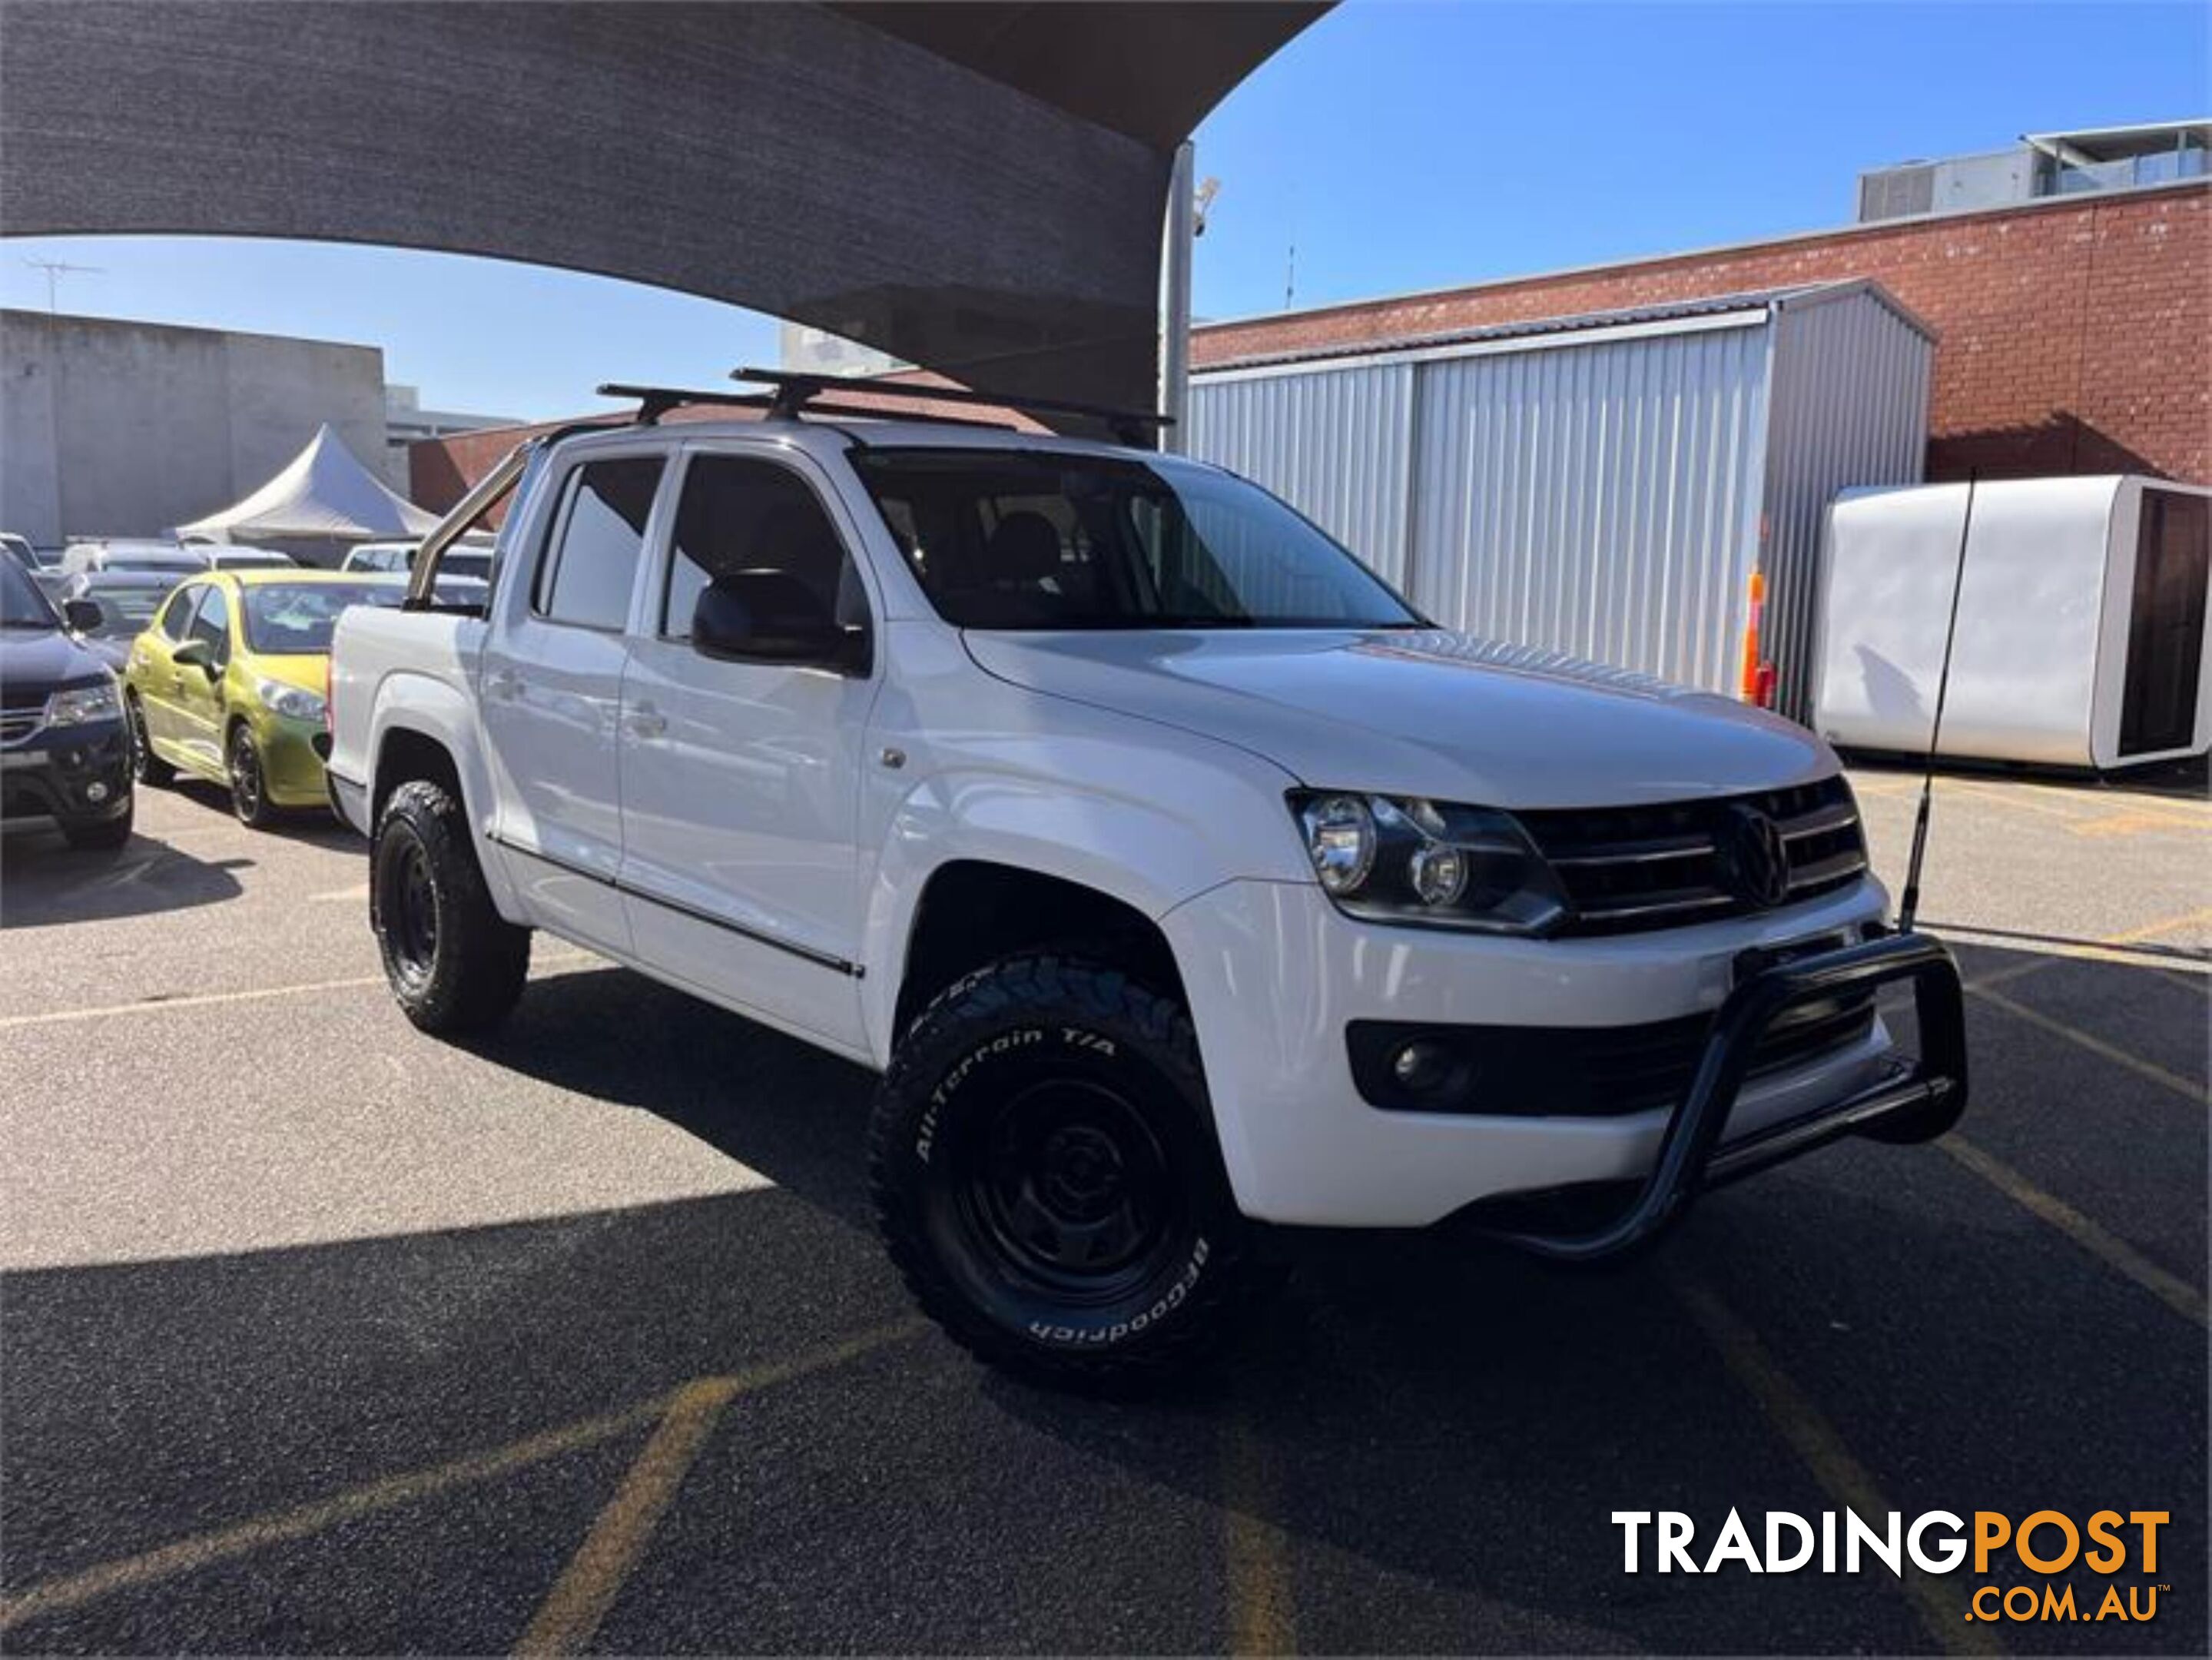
533;457;665;630
157;586;202;642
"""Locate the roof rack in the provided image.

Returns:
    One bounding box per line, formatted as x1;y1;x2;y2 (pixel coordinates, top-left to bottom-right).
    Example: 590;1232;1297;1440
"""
728;366;1174;447
595;381;1016;433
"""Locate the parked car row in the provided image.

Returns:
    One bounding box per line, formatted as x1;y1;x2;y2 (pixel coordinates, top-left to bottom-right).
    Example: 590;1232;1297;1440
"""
2;556;487;846
2;529;302;578
341;530;496;584
60;539;297;576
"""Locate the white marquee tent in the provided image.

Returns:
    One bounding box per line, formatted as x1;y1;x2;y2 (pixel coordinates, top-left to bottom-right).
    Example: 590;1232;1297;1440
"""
176;424;436;563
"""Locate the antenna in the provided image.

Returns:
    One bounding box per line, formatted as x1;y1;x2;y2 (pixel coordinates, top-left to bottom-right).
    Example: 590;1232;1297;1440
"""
1896;473;1978;933
23;257;102;317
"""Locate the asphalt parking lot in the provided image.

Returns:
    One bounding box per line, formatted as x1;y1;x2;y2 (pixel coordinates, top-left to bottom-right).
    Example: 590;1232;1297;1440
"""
2;765;2204;1655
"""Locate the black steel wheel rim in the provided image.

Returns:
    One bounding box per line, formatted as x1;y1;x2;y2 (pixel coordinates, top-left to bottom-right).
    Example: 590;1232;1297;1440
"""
954;1075;1181;1302
228;731;261;818
386;835;439;982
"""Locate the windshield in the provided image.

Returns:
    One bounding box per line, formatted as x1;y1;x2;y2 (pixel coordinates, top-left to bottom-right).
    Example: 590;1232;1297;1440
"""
75;585;174;637
852;449;1421;630
438;548;493;583
239;582;402;654
1;559;60;628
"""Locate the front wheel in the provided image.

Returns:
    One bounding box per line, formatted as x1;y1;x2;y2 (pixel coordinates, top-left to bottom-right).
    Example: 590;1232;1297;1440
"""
869;954;1271;1390
227;722;275;828
371;778;530;1034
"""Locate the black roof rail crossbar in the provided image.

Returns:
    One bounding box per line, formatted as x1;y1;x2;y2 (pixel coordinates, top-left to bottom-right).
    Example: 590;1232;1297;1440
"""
598;383;778;424
728;366;1174;445
595;381;1016;433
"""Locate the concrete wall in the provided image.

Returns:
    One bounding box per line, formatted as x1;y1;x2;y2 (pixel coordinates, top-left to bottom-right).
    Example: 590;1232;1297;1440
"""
1193;181;2211;486
0;310;388;547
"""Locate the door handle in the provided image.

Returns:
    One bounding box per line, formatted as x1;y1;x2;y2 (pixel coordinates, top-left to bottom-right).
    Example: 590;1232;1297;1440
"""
625;702;668;739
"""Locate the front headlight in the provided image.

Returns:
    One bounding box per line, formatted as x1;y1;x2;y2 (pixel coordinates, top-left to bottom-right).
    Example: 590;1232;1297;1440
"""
257;679;327;722
45;677;121;727
1292;792;1569;935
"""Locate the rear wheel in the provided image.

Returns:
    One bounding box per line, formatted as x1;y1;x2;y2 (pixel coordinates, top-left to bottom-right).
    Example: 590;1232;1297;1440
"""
371;778;531;1034
127;695;174;785
869;954;1271;1390
226;722;274;828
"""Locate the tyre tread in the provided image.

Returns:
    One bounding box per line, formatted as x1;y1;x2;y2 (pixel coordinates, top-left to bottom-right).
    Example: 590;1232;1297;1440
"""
868;952;1269;1392
373;779;530;1034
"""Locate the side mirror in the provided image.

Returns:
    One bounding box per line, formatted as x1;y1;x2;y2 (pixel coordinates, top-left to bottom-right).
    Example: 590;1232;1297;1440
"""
62;598;101;633
691;570;867;672
172;638;218;674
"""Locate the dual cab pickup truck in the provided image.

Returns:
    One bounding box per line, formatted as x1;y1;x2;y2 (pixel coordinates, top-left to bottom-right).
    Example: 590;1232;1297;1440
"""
327;386;1966;1388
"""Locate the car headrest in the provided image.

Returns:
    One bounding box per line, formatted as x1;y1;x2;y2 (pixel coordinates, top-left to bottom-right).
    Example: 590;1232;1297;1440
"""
985;511;1063;583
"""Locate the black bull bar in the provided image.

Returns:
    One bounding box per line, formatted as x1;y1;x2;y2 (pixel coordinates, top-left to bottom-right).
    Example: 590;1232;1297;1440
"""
1479;928;1968;1263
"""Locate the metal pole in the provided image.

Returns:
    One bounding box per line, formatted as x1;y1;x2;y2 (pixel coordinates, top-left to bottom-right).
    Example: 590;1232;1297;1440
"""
1158;140;1194;454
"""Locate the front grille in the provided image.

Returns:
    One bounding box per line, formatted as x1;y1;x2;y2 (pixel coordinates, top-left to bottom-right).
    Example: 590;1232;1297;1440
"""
0;708;41;746
1349;994;1879;1118
1519;776;1868;936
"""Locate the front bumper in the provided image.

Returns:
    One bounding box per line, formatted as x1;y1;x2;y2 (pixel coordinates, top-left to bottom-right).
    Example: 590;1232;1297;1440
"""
1471;928;1964;1260
1161;876;1961;1230
0;719;132;829
251;713;334;808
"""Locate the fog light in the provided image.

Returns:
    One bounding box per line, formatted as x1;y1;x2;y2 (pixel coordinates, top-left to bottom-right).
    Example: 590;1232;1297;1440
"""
1391;1039;1455;1095
85;781;109;804
1409;844;1468;906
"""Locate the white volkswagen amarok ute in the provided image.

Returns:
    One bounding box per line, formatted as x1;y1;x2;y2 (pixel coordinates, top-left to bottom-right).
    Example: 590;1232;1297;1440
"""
326;372;1967;1389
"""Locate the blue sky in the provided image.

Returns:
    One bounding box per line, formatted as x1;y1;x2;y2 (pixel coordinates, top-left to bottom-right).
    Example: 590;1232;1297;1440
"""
4;0;2204;422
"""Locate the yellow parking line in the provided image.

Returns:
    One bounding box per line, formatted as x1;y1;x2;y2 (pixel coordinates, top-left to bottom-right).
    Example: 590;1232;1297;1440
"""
1938;1138;2205;1327
1222;1409;1296;1657
514;1379;738;1656
1962;958;2054;994
1670;1273;1997;1657
2104;905;2212;947
0;1399;662;1632
0;954;602;1032
2067;810;2207;838
0;1321;922;1638
1966;984;2204;1104
1939;779;2086;822
0;973;392;1031
513;1322;923;1656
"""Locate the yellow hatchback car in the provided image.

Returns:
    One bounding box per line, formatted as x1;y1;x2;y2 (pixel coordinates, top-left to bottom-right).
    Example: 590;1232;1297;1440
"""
124;569;404;826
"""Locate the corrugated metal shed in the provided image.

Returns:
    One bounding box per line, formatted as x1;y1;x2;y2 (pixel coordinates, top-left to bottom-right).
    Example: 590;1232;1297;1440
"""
1186;281;1934;718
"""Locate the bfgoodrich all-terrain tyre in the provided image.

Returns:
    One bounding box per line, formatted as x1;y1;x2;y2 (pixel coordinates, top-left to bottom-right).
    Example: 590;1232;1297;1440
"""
869;954;1272;1389
371;778;530;1034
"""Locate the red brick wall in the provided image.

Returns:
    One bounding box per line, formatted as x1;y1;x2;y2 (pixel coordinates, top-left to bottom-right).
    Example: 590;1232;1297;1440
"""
1193;182;2210;484
413;184;2207;503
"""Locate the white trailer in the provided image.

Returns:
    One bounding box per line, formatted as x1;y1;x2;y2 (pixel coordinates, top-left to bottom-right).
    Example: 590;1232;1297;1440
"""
1813;476;2210;769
